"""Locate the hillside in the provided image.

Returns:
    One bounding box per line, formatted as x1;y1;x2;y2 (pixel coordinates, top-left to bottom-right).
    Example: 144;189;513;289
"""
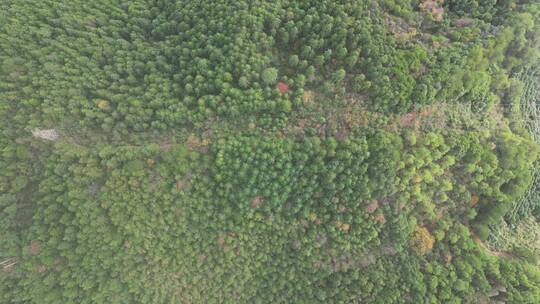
1;1;540;303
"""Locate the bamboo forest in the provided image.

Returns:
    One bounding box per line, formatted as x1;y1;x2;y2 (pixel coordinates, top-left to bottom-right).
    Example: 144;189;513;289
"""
1;0;540;303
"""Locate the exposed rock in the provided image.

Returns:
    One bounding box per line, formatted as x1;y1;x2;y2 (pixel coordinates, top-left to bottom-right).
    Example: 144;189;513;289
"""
32;128;59;141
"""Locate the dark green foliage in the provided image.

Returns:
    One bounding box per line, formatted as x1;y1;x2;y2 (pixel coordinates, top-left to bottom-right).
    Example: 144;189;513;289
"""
445;0;498;21
2;130;538;302
1;0;540;303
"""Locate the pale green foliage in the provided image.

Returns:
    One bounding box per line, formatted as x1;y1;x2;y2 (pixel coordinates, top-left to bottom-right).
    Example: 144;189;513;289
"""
261;68;278;84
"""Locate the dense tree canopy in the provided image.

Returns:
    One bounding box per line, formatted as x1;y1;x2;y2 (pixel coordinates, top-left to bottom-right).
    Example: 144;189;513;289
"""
1;0;539;303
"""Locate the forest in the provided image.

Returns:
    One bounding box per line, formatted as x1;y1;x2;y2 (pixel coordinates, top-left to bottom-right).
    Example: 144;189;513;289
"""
1;0;540;303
